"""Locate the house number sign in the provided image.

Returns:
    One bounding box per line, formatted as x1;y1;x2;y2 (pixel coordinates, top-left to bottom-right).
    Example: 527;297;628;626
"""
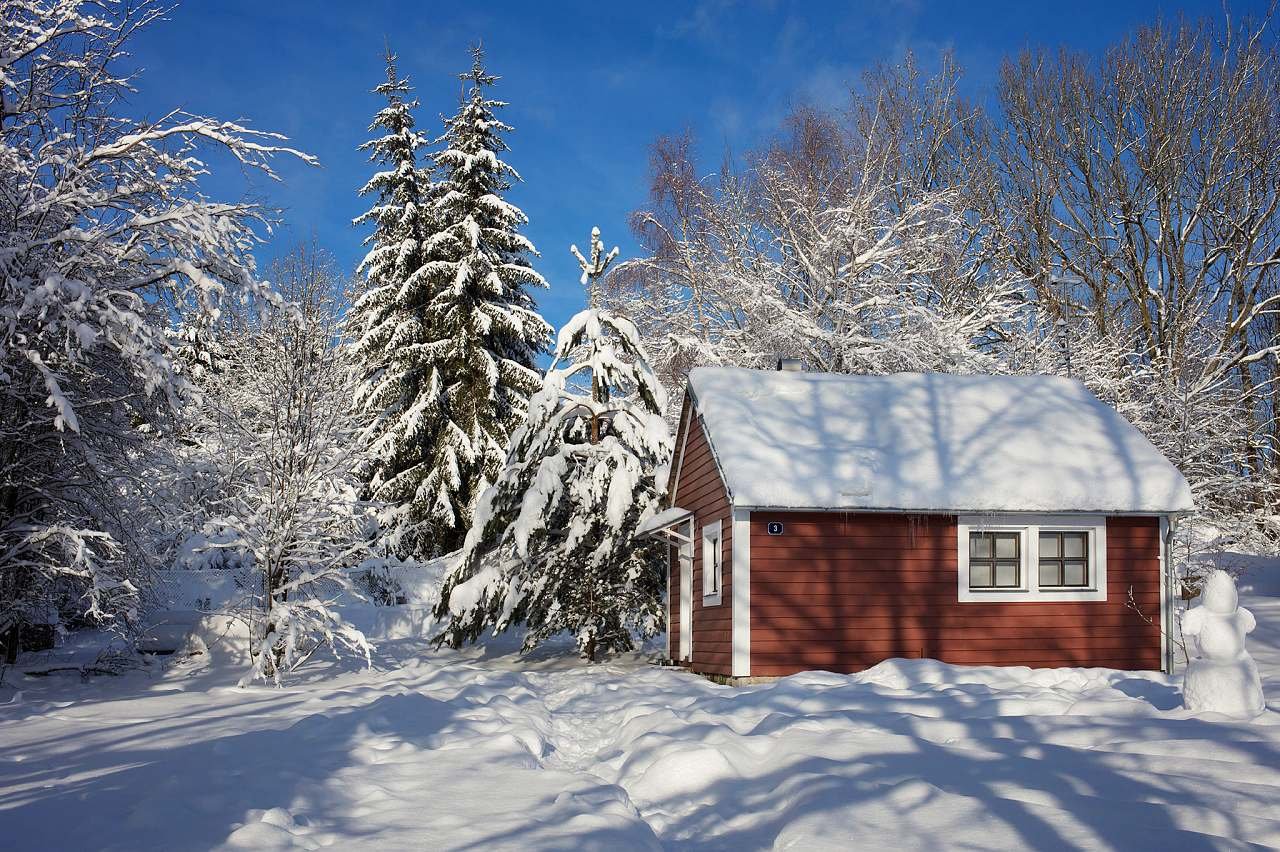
767;522;784;536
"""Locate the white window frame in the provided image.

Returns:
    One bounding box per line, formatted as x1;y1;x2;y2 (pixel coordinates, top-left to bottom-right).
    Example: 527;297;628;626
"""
957;514;1107;603
702;519;723;606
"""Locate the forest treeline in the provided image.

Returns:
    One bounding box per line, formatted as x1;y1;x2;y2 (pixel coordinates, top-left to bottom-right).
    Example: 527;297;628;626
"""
1;0;1275;676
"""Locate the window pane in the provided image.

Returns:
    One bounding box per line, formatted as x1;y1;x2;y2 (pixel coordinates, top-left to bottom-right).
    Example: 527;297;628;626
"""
970;533;992;558
1063;532;1086;558
995;561;1019;587
712;537;720;590
969;562;993;588
1039;533;1059;558
1064;560;1087;586
1040;561;1061;586
995;533;1018;559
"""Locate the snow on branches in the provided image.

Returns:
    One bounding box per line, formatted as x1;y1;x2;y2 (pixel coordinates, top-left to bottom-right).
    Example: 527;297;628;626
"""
353;44;551;558
0;0;316;643
345;48;446;558
436;229;672;661
608;110;1026;421
168;247;375;685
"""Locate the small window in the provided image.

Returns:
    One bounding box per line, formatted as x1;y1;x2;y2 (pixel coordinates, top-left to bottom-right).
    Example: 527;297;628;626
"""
702;520;723;604
1038;531;1090;587
968;531;1020;589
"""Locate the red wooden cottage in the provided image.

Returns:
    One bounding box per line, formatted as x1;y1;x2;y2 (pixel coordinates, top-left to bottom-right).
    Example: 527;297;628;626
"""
639;365;1194;681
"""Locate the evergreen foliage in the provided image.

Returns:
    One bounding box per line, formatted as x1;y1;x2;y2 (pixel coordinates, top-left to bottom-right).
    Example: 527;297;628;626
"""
346;48;442;557
408;45;553;555
436;229;672;661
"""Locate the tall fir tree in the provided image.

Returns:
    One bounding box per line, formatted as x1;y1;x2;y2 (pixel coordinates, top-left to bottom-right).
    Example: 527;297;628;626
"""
346;48;442;557
411;45;553;555
435;228;672;661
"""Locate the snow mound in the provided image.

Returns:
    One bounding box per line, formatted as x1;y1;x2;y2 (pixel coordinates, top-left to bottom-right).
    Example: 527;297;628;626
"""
625;743;741;804
180;613;252;669
378;552;453;607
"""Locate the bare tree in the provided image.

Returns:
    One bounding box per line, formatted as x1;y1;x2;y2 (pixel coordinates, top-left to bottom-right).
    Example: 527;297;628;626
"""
610;54;1026;418
995;14;1280;535
171;245;374;684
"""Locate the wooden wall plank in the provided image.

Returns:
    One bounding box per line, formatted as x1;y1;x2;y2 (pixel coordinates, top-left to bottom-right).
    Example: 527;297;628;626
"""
748;513;1161;675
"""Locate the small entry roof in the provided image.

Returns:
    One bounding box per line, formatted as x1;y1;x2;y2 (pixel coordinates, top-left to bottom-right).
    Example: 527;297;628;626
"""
636;506;694;543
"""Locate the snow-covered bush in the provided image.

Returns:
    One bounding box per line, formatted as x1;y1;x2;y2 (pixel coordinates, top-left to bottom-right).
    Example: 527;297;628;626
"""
352;558;408;607
168;246;373;684
436;229;672;661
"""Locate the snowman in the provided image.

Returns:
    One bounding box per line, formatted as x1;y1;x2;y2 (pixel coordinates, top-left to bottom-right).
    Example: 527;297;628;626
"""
1181;570;1265;717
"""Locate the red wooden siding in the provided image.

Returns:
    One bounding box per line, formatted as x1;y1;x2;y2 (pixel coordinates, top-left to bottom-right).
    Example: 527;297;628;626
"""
749;513;1162;677
671;409;733;675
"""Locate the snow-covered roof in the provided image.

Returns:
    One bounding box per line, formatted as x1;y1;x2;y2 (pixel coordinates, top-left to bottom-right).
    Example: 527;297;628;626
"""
685;367;1194;514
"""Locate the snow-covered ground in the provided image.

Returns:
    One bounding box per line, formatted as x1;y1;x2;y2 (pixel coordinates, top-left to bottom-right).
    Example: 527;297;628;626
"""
2;590;1279;850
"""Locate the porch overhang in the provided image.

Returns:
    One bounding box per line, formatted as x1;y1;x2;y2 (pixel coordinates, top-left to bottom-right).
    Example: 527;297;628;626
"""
636;506;694;544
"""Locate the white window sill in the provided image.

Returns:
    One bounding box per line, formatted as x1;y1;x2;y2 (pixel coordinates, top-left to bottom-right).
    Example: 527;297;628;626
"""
960;587;1107;603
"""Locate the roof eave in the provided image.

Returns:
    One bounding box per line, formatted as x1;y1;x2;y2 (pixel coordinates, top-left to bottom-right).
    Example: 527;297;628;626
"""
730;503;1195;516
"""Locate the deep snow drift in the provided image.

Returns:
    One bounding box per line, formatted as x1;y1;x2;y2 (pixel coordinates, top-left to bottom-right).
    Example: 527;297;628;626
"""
2;592;1278;850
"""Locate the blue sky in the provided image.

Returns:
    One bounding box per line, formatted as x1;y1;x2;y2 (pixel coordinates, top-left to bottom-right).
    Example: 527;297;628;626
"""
128;0;1269;332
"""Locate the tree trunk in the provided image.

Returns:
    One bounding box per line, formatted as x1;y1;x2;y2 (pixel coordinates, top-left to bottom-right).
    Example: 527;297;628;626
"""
3;623;17;664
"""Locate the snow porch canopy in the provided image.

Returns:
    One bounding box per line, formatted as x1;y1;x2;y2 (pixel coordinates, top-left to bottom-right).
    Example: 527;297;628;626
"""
684;367;1194;514
636;506;694;543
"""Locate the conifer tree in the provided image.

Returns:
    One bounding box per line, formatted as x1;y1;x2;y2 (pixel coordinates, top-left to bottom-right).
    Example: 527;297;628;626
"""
410;45;553;555
435;228;672;661
346;48;441;556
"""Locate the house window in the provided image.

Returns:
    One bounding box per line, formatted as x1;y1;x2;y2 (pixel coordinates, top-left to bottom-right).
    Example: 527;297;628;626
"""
702;520;723;605
968;531;1021;589
1038;531;1090;587
957;515;1107;602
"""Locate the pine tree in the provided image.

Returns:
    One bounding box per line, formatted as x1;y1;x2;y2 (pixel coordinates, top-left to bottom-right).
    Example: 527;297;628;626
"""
409;45;553;555
346;47;442;557
435;228;672;661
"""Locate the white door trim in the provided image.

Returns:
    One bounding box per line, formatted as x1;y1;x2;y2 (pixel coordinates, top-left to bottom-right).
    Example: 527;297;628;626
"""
679;519;693;661
732;509;751;677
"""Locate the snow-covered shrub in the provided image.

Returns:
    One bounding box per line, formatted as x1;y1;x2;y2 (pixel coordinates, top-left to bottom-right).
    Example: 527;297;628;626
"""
168;246;373;684
352;558;408;607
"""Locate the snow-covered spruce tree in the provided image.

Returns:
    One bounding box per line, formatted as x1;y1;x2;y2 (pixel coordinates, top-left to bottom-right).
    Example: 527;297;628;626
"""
409;45;553;556
435;228;672;662
346;48;443;558
0;0;314;658
171;246;374;685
